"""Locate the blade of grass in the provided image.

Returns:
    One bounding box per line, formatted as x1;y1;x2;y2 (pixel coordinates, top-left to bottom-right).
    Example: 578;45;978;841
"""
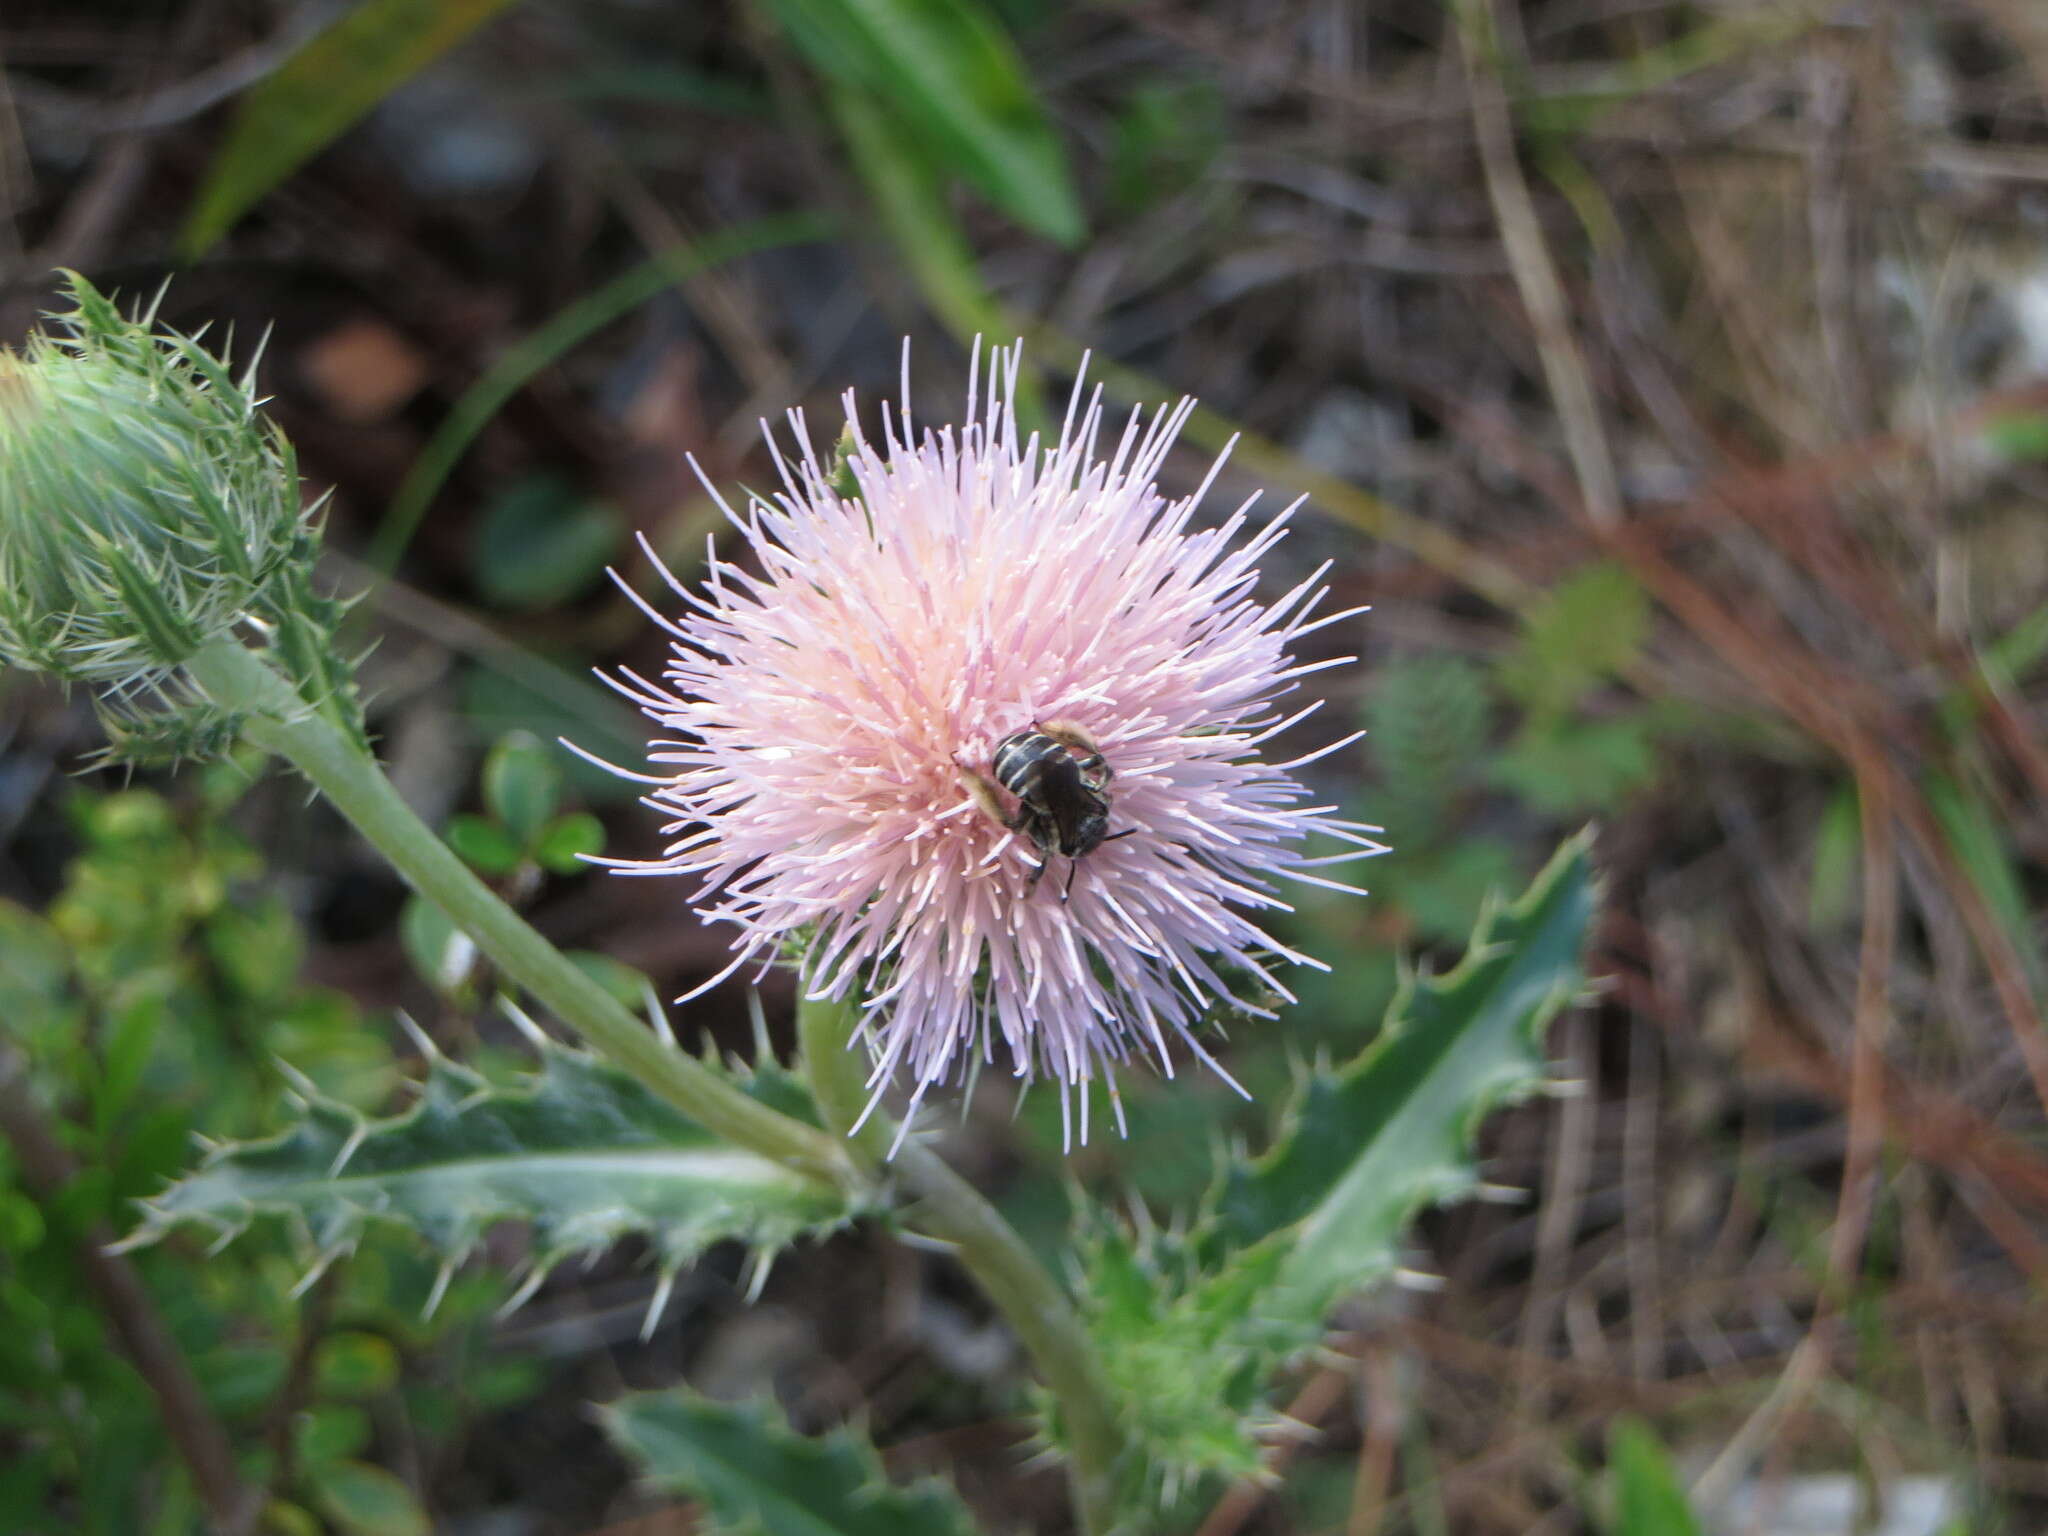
1924;772;2044;995
182;0;523;256
1454;0;1622;525
828;82;1051;430
761;0;1083;245
368;211;830;576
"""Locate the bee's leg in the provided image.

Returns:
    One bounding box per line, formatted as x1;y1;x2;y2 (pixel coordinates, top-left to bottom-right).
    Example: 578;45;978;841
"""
1062;857;1079;902
957;759;1051;888
954;759;1016;832
1040;716;1122;774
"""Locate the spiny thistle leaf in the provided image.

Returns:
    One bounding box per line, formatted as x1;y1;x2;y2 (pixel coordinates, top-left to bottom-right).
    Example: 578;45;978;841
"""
126;1042;860;1311
1212;828;1595;1314
1066;832;1597;1512
601;1387;980;1536
91;700;249;770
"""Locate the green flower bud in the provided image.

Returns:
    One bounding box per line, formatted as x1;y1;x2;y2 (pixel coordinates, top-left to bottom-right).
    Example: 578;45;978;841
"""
0;272;315;692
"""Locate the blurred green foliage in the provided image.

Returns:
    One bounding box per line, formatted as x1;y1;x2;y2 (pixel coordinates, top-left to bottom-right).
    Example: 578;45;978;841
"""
471;477;623;613
1363;562;1659;946
1108;78;1227;217
763;0;1082;245
604;1388;982;1536
0;768;550;1532
1604;1418;1704;1536
182;0;521;255
1059;839;1593;1520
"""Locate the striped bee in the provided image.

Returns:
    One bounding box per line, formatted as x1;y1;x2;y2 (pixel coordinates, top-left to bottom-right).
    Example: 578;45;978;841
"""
967;720;1134;896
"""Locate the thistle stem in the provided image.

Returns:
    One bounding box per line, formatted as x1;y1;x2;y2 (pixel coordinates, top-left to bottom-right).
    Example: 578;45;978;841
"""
797;994;1123;1534
186;638;858;1192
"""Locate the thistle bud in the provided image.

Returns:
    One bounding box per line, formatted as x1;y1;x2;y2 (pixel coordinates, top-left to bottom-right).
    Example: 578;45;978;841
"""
0;272;314;694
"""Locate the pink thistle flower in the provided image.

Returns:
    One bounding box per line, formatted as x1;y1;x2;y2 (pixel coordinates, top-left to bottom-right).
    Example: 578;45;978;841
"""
594;345;1382;1142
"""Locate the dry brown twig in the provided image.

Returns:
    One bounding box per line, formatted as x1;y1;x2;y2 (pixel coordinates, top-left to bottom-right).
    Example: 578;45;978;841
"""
1453;0;1623;526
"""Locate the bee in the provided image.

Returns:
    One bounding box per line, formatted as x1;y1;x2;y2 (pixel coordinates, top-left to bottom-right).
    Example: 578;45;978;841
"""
963;720;1135;897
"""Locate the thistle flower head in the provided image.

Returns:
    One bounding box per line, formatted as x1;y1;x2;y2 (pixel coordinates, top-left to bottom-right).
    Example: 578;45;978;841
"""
0;272;312;694
601;346;1381;1139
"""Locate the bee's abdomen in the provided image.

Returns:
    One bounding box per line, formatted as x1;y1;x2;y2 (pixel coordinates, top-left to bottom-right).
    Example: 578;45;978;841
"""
992;730;1058;797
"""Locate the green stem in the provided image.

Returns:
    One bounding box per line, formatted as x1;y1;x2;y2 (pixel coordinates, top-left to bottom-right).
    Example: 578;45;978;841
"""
794;991;894;1162
186;638;857;1192
797;995;1123;1534
896;1143;1123;1533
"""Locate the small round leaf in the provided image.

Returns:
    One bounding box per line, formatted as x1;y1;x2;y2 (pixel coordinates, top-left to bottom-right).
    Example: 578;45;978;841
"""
534;812;604;873
399;896;476;998
483;731;562;846
567;951;654;1012
313;1331;400;1399
310;1462;428;1536
446;814;523;875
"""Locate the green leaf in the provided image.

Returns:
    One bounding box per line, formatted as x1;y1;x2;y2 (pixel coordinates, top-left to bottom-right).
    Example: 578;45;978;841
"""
181;0;521;255
1984;599;2048;684
295;1403;373;1467
0;900;72;1014
205;893;306;1000
1217;831;1595;1318
1069;834;1597;1508
467;1354;543;1410
312;1332;401;1399
1934;599;2048;743
270;990;395;1114
1365;654;1493;848
1498;561;1649;719
260;1503;323;1536
460;663;643;805
825;81;1049;428
1981;411;2048;462
446;814;523;875
766;0;1082;245
308;1461;429;1536
96;987;163;1125
603;1388;979;1536
1607;1418;1703;1536
1109;79;1226;215
128;1044;858;1307
534;812;604;873
566;951;654;1013
0;1192;46;1255
1487;715;1655;816
1378;837;1523;944
1807;782;1860;930
1924;772;2043;994
398;895;476;998
473;477;622;612
482;730;563;846
195;1342;288;1416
